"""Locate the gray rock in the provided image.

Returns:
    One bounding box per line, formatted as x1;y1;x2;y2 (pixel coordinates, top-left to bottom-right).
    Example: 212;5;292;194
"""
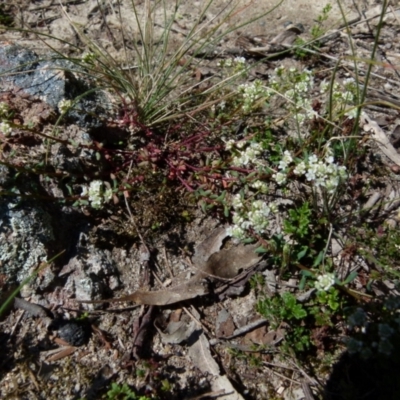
0;42;110;130
0;200;55;296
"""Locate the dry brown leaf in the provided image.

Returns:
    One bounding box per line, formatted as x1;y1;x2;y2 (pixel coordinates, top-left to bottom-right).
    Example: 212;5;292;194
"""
192;226;228;269
187;330;244;400
361;113;400;166
201;243;261;279
78;228;260;307
155;320;197;344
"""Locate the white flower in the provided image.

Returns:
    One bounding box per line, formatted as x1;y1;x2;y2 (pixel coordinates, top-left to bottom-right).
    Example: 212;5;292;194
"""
343;77;355;87
226;225;246;240
234;57;246;65
225;139;235;151
236;140;246;149
269;202;278;213
83;180;113;209
0;102;9;116
0;121;12;136
231;194;244;210
273;171;287;185
81;52;97;64
294;161;306;175
251;180;268;193
315;273;335;291
344;107;358;119
58;99;73;114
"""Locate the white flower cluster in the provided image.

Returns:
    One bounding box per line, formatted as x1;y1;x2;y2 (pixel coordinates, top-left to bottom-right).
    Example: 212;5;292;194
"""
320;77;358;119
218;57;246;68
270;67;316;125
314;272;335;291
293;152;347;194
250;179;268;194
58;99;73;114
0;102;9;116
273;150;293;185
81;52;97;64
81;180;113;209
238;80;270;113
229;141;263;167
227;194;275;239
0;121;12;136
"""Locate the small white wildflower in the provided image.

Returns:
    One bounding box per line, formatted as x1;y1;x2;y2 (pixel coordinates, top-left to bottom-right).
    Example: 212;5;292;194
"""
343;77;355;87
83;180;113;209
325;155;334;164
294;161;306;176
305;166;317;181
320;80;329;94
273;171;287;185
314;272;335;291
295;113;306;126
231;194;244;210
234;56;246;64
58;99;73;114
340;91;354;103
232;153;250;166
252;200;270;216
0;121;12;136
325;176;339;194
81;52;97;64
0;102;9;116
225;139;235;151
344;107;358;119
251;180;268;193
278;159;289;170
308;154;318;164
236;140;246;149
226;225;246;240
219;100;226;110
269;202;278;213
283;150;293;163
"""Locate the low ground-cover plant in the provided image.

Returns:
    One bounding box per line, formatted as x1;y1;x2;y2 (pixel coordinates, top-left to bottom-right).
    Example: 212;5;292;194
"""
2;0;400;396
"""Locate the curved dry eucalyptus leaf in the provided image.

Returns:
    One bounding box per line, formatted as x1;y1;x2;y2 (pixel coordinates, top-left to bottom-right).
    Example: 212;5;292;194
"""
192;226;228;269
131;282;209;305
77;281;209;306
201;243;261;279
155;320;197;344
188;330;244;400
361;113;400;166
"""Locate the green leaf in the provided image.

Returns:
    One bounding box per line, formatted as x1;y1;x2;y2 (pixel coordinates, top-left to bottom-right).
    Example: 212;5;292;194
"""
255;246;268;253
342;271;358;285
312;250;325;267
292;305;307;319
215;190;226;202
223;205;230;218
299;274;307;291
297;246;308;260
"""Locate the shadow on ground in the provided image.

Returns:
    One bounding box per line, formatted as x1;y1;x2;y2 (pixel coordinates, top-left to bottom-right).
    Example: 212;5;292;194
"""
325;344;400;400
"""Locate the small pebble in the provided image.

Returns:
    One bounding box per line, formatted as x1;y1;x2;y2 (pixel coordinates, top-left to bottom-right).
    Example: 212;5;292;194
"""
57;320;91;346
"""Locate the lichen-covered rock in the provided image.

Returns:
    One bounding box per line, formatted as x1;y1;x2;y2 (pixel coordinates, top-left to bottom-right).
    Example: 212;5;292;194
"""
59;229;121;309
0;42;110;130
0;200;55;296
